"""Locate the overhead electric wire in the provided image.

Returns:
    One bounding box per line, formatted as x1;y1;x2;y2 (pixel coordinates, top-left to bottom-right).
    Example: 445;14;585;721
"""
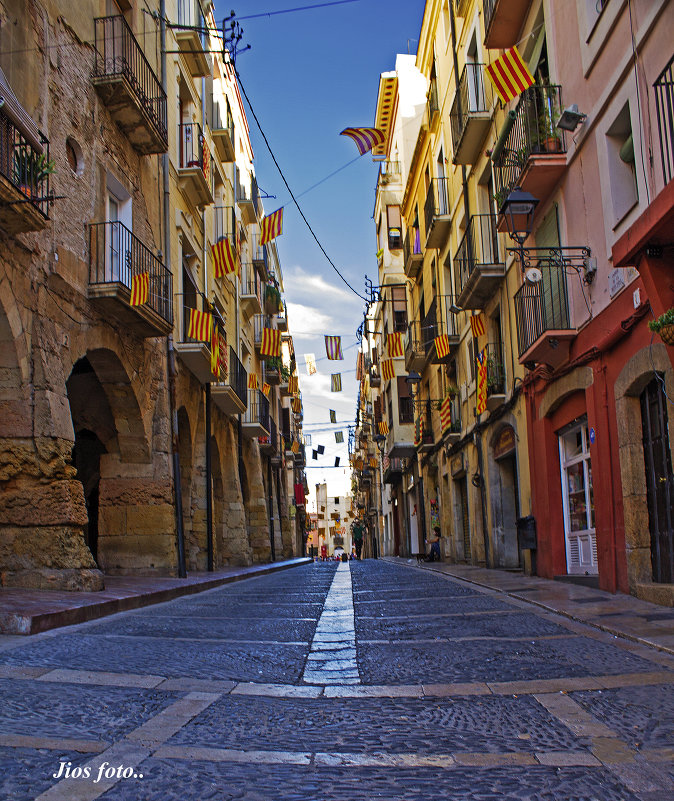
237;0;360;21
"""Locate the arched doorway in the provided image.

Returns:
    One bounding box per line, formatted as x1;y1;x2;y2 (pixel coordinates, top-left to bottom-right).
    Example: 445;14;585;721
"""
71;429;106;564
177;406;193;560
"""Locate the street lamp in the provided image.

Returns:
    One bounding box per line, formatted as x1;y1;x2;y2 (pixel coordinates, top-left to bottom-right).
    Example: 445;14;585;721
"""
405;371;422;398
501;186;539;269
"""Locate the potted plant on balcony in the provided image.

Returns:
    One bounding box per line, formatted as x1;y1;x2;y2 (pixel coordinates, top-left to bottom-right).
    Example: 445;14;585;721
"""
648;308;674;345
13;147;55;200
264;282;282;315
536;96;562;153
265;355;282;384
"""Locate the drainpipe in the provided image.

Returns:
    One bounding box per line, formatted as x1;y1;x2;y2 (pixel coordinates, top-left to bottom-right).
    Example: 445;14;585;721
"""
161;0;186;578
267;456;276;561
275;462;283;557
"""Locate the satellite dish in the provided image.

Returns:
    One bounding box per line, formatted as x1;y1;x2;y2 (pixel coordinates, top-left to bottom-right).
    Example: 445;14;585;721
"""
525;267;543;283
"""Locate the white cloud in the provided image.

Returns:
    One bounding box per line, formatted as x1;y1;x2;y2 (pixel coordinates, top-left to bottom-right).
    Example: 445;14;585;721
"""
286;302;334;339
284;265;363;308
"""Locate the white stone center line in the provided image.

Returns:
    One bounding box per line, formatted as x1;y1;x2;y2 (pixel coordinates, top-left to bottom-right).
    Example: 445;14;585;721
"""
302;562;359;685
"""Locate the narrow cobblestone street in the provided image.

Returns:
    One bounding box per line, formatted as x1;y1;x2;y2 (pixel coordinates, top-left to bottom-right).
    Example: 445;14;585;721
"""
1;561;673;800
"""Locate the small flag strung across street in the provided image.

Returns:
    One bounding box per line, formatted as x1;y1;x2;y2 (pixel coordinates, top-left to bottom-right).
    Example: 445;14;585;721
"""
434;334;451;361
130;272;149;306
476;347;488;415
329;409;337;424
485;47;534;105
378;421;389;435
340;127;386;155
317;444;325;455
260;328;282;358
331;373;342;392
381;359;395;382
335;457;340;467
387;332;404;358
356;351;364;381
262;383;271;398
288;375;299;395
248;374;259;390
335;431;344;443
325;335;343;360
369;457;378;469
440;396;452;433
470;314;486;338
259;208;283;246
305;434;312;446
292;396;302;414
305;353;317;375
211;238;238;278
312;449;318;460
188;308;212;342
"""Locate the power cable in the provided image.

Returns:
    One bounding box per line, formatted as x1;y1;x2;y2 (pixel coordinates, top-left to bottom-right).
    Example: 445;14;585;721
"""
237;0;360;22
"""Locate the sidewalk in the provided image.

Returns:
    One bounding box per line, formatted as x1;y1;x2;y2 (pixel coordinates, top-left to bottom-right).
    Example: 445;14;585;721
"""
0;557;312;635
386;557;674;655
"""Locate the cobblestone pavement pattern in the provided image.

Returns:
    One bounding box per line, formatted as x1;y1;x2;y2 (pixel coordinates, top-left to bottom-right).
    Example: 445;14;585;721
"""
0;560;672;800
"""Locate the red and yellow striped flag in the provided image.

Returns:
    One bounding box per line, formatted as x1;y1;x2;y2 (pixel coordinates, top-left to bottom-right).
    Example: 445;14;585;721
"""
434;334;451;360
248;374;259;390
292;396;302;414
414;416;424;447
485;47;534;104
260;328;282;358
369;457;378;469
211;238;238;278
381;358;395;382
291;440;300;454
440;396;452;433
188;308;212;342
340;127;386;155
288;375;299;395
387;332;404;358
259;208;283;246
470;314;486;338
378;421;389;436
476;348;488;415
130;272;149;306
262;382;271;398
210;325;220;378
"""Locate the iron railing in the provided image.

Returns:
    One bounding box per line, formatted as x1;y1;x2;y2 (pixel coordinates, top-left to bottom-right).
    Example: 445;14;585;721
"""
253;313;267;346
378;160;401;182
235;167;260;216
241;262;263;302
224;345;247;407
250;232;268;267
406;295;460;361
448;395;461;434
484;342;506;396
404;226;422;264
454;214;502;298
89;221;172;324
654;54;674;186
244;388;270;431
424;177;450;235
399;396;415;425
214;205;235;243
416;401;434;448
450;62;491;153
173;290;221;344
482;0;498;35
493;84;567;207
93;15;167;147
210;93;234;139
178;122;204;170
0;108;50;218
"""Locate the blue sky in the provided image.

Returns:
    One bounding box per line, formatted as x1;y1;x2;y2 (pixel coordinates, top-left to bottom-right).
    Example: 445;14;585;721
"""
214;0;425;499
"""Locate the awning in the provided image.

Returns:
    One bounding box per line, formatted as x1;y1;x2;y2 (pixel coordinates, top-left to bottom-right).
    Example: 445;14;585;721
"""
0;67;43;153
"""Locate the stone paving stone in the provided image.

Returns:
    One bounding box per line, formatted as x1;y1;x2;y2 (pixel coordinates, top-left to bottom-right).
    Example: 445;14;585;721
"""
230;683;324;698
0;734;107;753
422;682;491;696
37;669;166;689
0;679;177;742
534;693;616;738
0;747;93;801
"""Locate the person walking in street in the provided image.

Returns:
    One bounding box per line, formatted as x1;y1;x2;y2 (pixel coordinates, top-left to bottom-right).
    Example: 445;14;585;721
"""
352;517;364;559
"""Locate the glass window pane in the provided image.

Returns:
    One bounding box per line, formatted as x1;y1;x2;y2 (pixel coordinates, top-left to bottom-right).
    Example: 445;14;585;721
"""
563;427;583;460
587;461;595;528
566;462;587;532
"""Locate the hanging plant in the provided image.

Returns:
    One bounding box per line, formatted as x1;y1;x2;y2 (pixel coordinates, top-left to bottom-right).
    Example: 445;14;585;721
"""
648;308;674;346
264;283;282;315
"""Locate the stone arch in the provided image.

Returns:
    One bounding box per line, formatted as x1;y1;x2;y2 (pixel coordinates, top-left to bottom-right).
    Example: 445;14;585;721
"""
539;367;593;419
217;422;250;565
0;293;30;443
614;344;674;595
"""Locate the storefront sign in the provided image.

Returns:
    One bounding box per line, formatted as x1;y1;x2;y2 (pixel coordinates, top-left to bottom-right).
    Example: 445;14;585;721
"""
493;425;516;460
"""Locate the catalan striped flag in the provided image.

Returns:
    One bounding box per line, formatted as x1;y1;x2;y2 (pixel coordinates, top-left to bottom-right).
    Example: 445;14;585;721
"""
292;396;302;414
476;348;488;415
434;334;451;360
470;314;486;338
485;47;534;105
331;373;342;392
440;396;452;434
262;382;270;398
288;375;299;395
130;272;149;306
414;415;424;447
369;457;378;469
387;332;404;358
291;440;300;454
211;238;238;278
188;308;212;342
381;359;395;382
210;325;220;378
260;208;284;246
325;335;343;360
329;410;336;424
335;430;344;444
340;127;386;155
260;328;282;358
355;457;363;470
378;421;389;436
248;374;259;390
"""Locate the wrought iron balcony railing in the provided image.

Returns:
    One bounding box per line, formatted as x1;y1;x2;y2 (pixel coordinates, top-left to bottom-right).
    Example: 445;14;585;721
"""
484;342;506;397
454;214;502;297
225;345;247;407
244;388;270;431
93;15;168;149
654;54;674;186
214;205;235;243
179;122;204;170
450;62;492;154
89;221;172;324
424;177;450;235
0;107;51;220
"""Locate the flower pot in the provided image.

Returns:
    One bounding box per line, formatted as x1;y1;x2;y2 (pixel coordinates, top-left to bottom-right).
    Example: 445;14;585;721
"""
659;324;674;346
543;136;562;153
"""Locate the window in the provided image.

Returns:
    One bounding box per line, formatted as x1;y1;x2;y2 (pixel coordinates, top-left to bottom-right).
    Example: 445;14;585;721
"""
387;206;402;250
559;419;597;574
466;338;475;384
606;102;639;223
334;497;340;505
392;286;407;332
397;376;414;424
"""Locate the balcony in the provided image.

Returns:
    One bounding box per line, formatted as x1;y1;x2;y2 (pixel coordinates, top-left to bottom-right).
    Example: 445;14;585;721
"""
250;232;268;277
174;293;223;383
92;16;168;155
214;205;235;245
378;160;401;187
241;264;264;318
454;214;505;310
415;402;434;453
242;389;270;439
259;416;277;455
253;314;266;353
404;320;426;373
513;249;588;369
654;55;674;186
429;295;460;364
212;346;247;416
178;123;213;207
175;0;211;77
483;0;532;50
369;365;381;388
88;221;173;337
424;177;451;249
383;456;406;484
264;358;281;385
493;85;567;225
210;94;235;162
404;227;423;278
275;301;288;332
484;343;506;411
443;396;462;445
0;107;50;234
427;76;440;131
236;169;259;224
450;63;492;165
295;443;306;467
